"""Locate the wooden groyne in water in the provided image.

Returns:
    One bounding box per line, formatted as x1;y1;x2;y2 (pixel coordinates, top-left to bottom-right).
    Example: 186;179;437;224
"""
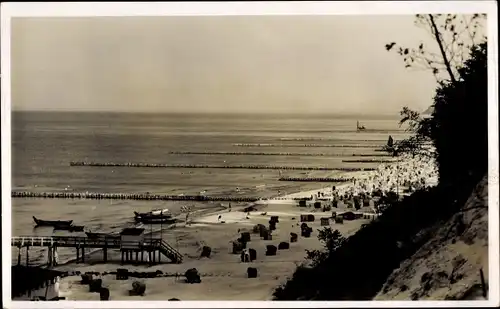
278;177;353;183
69;161;376;171
232;143;381;148
341;159;399;163
167;151;390;157
11;191;314;202
279;138;387;142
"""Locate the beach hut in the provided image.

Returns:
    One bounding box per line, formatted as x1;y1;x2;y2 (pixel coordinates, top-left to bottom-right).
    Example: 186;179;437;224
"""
247;267;258;278
320;218;330;226
99;287;110;301
314;202;321;209
290;233;298;243
262;230;272;240
129;281;146;296
259;225;269;237
265;245;277;256
240;232;251;242
240;250;250;263
200;246;212;258
334;216;344;224
307;214;315;222
298;200;307;207
300;214;308;222
249;248;257;261
89;279;102;293
270;216;279;223
253;224;266;234
119;228;145;250
81;273;93;284
232;241;245;254
301;229;311;238
269;221;276;231
116;268;129;280
278;242;290;250
185;268;201;284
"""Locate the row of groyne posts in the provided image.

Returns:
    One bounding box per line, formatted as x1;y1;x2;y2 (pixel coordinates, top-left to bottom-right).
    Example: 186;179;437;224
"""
12;191;324;202
12;161;377;201
68;161;377;171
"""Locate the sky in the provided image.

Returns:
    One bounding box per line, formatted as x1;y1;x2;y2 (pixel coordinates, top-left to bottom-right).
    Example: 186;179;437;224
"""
11;15;440;115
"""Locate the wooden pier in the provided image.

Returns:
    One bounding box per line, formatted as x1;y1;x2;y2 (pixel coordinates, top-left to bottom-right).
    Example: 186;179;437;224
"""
11;236;183;266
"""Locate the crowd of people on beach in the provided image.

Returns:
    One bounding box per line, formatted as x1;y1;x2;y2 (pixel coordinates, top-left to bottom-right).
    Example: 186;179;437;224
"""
304;153;438;213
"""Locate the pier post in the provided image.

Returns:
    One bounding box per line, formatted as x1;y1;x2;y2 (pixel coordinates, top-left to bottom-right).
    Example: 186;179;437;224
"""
76;247;80;263
148;251;152;265
26;246;29;266
121;251;124;265
17;246;21;266
103;247;108;263
82;247;85;263
158;250;161;264
135;251;139;263
141;251;144;263
47;246;52;267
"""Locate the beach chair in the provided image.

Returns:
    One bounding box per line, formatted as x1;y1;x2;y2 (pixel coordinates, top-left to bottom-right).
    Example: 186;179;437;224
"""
99;288;110;301
278;242;290;250
129;281;146;295
89;279;102;293
249;248;257;261
185;268;201;284
116;268;129;280
200;246;212;258
247;267;258;278
320;217;330;226
240;232;251;242
290;232;298;243
265;245;277;256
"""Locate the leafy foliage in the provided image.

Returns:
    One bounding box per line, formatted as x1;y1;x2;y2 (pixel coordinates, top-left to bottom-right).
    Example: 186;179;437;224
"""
305;228;346;267
385;14;486;83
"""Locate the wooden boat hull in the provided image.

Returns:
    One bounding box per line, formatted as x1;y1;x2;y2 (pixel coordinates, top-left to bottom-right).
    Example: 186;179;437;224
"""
33;216;73;227
134;216;177;224
53;225;84;232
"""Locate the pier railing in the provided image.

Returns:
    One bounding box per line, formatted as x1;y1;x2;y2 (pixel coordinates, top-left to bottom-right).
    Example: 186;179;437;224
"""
11;236;183;263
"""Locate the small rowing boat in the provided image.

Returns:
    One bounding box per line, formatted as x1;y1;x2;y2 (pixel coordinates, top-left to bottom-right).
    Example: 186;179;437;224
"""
33;216;73;227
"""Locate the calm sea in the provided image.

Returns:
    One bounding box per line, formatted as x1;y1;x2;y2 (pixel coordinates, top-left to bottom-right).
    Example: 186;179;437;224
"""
11;111;407;264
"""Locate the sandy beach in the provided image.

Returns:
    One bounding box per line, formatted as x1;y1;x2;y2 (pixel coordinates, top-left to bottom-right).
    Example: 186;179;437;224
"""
46;153;436;301
53;195;372;300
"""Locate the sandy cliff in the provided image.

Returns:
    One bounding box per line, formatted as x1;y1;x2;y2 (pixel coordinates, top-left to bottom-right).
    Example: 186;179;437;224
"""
375;175;489;300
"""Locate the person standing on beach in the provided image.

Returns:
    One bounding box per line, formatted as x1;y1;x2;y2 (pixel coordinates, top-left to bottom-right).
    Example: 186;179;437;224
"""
229;203;232;212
